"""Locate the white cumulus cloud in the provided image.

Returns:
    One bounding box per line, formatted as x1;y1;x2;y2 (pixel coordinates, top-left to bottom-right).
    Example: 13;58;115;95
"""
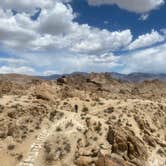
0;66;35;74
0;1;133;54
128;30;165;50
121;43;166;73
88;0;164;13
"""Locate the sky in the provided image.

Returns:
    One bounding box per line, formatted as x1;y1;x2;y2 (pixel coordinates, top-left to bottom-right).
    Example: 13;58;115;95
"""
0;0;166;75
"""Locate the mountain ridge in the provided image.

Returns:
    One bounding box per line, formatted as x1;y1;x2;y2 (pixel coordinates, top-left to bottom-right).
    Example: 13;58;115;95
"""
37;72;166;82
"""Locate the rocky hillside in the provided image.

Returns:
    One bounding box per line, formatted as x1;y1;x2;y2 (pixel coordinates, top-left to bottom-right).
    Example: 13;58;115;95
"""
0;73;165;166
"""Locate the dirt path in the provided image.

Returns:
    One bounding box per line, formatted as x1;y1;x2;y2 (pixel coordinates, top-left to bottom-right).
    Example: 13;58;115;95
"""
18;112;85;166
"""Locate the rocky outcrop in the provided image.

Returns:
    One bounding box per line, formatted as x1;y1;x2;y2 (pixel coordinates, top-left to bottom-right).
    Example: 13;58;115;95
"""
107;126;148;165
33;82;55;101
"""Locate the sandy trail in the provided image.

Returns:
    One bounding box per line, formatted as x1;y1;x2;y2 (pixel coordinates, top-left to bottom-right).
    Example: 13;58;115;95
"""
18;112;85;166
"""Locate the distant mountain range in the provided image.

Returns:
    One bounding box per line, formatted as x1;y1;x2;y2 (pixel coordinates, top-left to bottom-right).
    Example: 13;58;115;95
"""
110;72;166;82
37;74;62;80
37;72;166;82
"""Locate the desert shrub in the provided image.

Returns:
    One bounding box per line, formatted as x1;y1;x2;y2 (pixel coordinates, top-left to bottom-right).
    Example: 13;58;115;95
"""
56;126;62;132
7;144;15;150
82;106;89;113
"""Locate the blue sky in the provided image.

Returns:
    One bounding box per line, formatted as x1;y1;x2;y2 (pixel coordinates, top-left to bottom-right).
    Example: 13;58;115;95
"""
0;0;166;75
72;0;166;37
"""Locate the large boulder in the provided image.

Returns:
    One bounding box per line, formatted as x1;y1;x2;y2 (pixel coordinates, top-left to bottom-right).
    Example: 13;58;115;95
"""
107;126;148;162
33;82;55;101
